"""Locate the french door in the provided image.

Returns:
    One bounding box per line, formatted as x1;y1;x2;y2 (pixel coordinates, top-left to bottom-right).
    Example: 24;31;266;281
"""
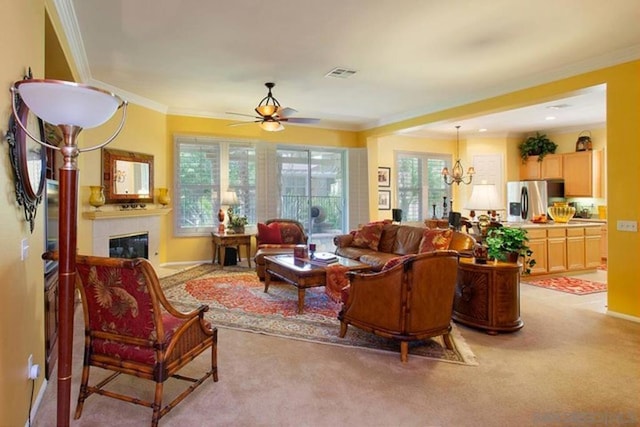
276;148;346;250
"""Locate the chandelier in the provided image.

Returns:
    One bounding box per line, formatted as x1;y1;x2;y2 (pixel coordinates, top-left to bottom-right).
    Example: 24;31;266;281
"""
442;125;475;185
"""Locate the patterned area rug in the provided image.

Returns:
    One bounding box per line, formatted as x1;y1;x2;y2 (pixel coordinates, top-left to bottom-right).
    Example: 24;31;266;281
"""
161;264;477;365
523;276;607;295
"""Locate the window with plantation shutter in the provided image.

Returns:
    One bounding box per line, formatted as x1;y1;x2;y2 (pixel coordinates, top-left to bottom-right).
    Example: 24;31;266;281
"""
396;152;451;221
175;137;221;236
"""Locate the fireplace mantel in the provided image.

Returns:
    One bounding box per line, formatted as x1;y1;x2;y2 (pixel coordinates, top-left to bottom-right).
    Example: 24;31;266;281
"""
83;208;171;220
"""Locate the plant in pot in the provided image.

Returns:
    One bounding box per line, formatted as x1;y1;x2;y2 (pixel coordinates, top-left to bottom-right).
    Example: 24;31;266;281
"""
227;207;248;233
485;227;536;274
519;132;558;162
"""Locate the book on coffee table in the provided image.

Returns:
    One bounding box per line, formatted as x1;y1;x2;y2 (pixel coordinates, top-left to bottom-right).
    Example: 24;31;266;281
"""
309;252;338;264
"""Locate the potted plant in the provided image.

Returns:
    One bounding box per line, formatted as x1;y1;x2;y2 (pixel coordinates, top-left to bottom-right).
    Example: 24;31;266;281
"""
485;227;536;274
227;206;248;233
518;132;558;162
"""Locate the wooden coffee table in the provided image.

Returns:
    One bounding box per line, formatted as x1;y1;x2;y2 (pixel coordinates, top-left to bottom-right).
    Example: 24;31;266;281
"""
264;255;369;314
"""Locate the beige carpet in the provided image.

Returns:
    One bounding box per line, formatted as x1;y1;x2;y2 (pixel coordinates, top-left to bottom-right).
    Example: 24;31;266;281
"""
32;267;640;427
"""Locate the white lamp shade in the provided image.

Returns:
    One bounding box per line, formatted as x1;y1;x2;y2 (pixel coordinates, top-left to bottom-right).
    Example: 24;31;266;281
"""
465;184;502;211
221;191;238;205
15;79;122;128
260;121;284;132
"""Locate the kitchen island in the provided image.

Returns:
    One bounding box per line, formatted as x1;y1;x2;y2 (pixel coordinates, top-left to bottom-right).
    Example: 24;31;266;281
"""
501;221;602;276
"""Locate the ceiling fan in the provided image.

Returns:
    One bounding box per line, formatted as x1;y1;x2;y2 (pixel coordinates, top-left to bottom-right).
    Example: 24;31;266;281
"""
227;82;320;132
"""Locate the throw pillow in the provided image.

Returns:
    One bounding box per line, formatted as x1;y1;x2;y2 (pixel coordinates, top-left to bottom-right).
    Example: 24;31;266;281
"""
352;223;384;251
258;222;283;244
419;228;453;253
381;254;414;271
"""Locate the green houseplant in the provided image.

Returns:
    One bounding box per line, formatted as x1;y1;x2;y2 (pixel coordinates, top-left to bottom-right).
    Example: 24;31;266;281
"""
485;227;536;274
227;206;248;233
519;132;558;162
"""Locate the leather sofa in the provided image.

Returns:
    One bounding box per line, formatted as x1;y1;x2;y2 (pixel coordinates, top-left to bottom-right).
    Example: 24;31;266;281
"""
333;221;475;271
254;218;308;280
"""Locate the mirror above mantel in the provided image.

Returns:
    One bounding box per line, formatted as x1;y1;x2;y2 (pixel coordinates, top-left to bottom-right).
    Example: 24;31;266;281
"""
102;148;154;204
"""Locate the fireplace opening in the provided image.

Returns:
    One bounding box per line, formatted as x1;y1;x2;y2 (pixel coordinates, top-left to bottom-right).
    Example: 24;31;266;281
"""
109;232;149;259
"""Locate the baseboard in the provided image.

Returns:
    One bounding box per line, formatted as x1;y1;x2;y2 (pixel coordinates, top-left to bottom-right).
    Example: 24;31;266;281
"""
160;259;210;268
606;310;640;323
25;378;47;427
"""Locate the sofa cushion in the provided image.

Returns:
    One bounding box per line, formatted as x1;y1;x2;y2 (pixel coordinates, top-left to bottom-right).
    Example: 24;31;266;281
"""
391;226;425;255
419;228;453;253
258;222;283;244
378;223;399;253
359;252;398;271
352;223;384;251
382;254;414;271
279;222;304;244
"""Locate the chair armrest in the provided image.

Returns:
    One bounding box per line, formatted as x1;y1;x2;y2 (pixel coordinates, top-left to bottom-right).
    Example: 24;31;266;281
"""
333;234;354;248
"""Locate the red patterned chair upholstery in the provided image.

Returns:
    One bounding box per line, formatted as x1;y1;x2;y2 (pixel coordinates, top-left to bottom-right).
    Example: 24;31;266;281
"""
254;218;308;280
338;250;459;362
47;253;218;427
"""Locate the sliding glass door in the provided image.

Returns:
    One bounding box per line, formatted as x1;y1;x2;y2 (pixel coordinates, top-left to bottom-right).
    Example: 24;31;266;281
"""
277;148;345;251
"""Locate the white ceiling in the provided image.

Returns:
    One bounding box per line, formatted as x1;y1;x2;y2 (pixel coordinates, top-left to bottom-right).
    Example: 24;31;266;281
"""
57;0;640;136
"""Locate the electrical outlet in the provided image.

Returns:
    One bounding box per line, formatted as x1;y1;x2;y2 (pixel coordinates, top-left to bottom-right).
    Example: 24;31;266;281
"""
617;220;638;232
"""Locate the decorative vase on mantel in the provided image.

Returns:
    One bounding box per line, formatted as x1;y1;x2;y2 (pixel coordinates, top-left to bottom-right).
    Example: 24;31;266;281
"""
89;186;105;211
157;187;171;207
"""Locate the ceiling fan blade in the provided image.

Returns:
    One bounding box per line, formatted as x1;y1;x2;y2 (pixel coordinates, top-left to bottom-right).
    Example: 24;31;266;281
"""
226;111;261;119
276;107;298;118
280;117;321;124
228;120;260;127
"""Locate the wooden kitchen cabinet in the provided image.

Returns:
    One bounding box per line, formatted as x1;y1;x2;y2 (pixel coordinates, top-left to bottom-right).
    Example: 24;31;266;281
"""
518;154;563;180
566;228;586;270
585;227;603;267
600;224;608;260
526;228;548;275
547;228;567;273
563;150;603;197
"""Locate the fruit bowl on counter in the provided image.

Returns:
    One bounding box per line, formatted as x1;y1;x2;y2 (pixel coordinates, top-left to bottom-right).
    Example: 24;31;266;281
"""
547;202;576;223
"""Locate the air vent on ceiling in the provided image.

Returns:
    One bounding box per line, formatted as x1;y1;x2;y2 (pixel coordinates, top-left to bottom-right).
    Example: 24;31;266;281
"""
325;67;357;79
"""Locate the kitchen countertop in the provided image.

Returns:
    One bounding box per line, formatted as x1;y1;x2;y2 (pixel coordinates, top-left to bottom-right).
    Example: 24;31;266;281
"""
569;217;607;224
503;221;603;229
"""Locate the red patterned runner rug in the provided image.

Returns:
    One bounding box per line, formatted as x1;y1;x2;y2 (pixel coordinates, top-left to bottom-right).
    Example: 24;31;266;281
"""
523;276;607;295
160;264;477;365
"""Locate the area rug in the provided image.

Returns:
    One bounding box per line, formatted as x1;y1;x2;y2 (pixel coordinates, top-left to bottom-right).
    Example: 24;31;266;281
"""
160;265;477;365
523;276;607;295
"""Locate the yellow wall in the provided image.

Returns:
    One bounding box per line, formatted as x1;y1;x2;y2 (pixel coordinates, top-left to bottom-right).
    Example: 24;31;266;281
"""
0;1;45;424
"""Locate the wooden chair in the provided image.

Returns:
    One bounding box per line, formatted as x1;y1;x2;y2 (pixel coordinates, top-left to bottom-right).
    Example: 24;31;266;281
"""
46;253;218;426
338;251;459;362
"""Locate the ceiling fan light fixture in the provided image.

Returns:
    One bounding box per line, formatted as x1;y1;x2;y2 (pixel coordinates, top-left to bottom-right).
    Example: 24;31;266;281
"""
255;82;281;118
260;120;284;132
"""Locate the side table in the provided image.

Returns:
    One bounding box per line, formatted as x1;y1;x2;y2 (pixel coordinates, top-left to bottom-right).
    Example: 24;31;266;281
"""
452;258;523;335
211;231;253;269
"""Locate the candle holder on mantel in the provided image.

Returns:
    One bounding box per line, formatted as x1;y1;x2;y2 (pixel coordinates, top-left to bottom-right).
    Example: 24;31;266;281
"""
88;186;105;211
157;187;171;208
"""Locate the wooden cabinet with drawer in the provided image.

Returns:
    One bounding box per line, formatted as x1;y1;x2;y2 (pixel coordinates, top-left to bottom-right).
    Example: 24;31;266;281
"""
526;228;548;275
566;227;586;270
547;227;567;273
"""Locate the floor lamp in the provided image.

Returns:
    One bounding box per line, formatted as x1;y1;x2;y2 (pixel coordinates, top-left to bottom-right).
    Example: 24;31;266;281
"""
11;79;127;427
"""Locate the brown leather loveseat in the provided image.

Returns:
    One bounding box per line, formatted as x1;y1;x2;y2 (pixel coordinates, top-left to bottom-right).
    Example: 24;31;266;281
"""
333;221;475;271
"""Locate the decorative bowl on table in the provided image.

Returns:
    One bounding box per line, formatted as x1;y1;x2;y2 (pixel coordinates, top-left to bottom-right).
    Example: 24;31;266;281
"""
547;203;576;223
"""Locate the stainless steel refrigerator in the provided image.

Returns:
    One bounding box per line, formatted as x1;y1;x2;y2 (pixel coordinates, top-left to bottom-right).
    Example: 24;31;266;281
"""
506;180;548;222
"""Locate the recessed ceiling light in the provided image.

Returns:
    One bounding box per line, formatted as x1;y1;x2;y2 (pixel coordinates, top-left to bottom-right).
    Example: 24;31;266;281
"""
546;104;571;110
545;116;556;120
478;128;487;132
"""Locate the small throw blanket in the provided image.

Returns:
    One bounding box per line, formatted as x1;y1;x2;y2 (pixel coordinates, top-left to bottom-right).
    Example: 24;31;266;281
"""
324;264;350;303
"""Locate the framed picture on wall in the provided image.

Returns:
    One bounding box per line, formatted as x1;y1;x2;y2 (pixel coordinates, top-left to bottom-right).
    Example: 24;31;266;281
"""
377;167;391;187
378;190;391;210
